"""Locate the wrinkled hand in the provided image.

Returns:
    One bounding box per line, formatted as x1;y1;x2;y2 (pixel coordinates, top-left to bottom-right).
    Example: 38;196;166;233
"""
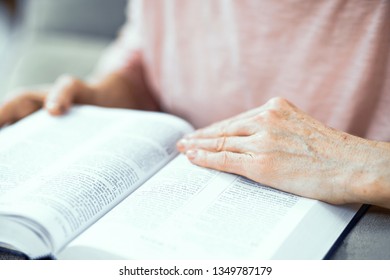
177;97;379;205
0;75;94;127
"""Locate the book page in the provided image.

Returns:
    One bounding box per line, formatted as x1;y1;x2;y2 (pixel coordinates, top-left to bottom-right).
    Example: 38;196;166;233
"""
0;106;193;256
60;154;358;259
0;109;108;195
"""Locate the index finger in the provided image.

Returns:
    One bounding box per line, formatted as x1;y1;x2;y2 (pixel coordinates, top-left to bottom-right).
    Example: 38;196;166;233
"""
0;103;12;127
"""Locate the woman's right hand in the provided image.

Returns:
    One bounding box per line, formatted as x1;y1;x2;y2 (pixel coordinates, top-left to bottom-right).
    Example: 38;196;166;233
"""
0;75;96;127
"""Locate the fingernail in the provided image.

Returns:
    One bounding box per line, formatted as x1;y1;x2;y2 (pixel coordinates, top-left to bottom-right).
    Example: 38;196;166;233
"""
186;150;198;160
177;138;188;149
46;101;65;115
46;101;58;111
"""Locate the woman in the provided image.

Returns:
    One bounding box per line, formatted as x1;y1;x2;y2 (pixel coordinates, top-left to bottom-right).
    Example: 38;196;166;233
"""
1;0;389;208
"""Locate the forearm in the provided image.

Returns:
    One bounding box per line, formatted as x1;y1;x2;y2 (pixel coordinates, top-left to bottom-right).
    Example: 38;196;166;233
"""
350;140;390;208
80;71;159;111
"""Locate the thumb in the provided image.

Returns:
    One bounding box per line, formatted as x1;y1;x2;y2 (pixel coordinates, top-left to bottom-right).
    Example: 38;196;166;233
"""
0;91;46;127
0;102;11;127
45;75;91;115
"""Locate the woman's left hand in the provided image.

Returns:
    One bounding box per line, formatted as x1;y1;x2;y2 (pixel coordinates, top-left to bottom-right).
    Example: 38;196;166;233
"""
177;97;387;206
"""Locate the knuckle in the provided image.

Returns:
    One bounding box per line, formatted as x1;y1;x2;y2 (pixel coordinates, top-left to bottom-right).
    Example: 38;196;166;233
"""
255;131;274;148
253;109;279;124
262;109;279;120
216;137;226;152
255;154;272;174
49;75;83;104
203;151;213;167
267;97;289;108
238;122;257;136
217;124;228;137
215;120;234;137
56;75;80;90
221;152;230;168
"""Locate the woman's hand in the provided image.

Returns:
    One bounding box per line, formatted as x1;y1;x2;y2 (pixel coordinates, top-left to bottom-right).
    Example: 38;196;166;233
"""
0;75;96;127
177;97;390;208
0;72;159;128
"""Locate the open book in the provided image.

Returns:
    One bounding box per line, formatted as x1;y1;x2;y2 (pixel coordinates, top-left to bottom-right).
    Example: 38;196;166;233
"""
0;106;362;259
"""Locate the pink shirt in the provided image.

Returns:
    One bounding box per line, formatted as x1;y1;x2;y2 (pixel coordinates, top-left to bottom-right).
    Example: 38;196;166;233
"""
96;0;390;141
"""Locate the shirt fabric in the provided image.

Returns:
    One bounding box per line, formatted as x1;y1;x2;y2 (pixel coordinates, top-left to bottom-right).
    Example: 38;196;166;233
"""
95;0;390;141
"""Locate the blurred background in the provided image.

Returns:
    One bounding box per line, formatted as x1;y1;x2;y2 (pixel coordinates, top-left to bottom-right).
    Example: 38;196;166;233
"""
0;0;127;101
